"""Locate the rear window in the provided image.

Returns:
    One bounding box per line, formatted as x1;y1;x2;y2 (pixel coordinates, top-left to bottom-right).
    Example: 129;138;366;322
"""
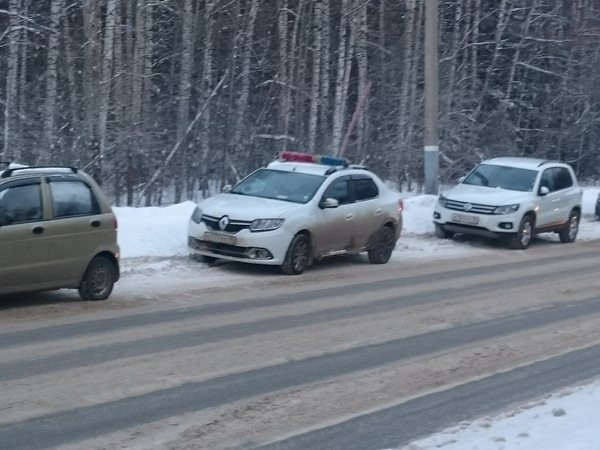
49;180;100;217
353;178;379;201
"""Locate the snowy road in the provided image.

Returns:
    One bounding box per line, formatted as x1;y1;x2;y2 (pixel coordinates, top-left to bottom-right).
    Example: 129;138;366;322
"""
2;240;600;449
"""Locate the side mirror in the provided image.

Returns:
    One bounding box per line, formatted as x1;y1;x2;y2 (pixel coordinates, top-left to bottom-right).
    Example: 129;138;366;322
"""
319;197;339;209
458;176;466;183
222;184;232;193
539;186;550;196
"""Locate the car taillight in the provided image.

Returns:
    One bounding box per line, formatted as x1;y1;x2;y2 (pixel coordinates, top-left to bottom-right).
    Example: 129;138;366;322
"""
113;216;118;230
398;199;404;211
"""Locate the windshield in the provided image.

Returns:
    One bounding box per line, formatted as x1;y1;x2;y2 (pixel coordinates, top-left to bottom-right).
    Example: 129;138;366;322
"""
229;169;325;204
463;164;537;192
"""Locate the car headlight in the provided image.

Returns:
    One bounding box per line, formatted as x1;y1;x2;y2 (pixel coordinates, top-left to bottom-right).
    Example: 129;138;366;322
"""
250;218;284;232
494;204;520;215
438;195;447;207
191;206;203;224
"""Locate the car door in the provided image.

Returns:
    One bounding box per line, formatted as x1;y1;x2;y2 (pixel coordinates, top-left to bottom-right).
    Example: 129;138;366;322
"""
536;168;570;228
551;167;579;222
349;175;383;248
312;176;357;255
0;178;53;294
41;176;115;284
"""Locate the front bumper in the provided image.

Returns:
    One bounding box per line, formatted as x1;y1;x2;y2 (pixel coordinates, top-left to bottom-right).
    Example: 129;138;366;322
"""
187;221;293;265
433;206;520;237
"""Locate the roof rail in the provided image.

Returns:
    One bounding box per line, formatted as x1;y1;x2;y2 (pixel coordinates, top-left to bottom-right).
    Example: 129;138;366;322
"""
0;166;78;179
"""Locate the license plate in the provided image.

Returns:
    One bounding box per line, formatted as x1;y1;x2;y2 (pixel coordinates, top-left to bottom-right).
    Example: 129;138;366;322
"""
204;231;236;245
451;213;479;225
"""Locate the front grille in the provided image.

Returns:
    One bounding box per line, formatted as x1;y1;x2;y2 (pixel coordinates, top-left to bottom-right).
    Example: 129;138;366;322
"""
202;214;252;233
445;199;496;215
189;236;251;259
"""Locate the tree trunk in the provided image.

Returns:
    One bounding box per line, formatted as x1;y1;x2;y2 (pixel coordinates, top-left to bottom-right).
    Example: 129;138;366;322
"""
332;0;350;156
4;0;22;163
43;0;64;164
308;0;323;154
174;0;195;203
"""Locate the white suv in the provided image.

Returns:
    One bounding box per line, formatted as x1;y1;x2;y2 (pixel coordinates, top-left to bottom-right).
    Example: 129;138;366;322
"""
188;152;403;274
433;157;582;249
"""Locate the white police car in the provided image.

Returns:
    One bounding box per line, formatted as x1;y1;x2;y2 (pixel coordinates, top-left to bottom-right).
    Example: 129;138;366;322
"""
188;152;403;274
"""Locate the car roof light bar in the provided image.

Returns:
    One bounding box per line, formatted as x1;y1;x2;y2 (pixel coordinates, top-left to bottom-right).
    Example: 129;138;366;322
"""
280;151;349;167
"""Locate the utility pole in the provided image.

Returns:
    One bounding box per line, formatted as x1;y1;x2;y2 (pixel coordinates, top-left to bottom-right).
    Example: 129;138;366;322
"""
424;0;439;194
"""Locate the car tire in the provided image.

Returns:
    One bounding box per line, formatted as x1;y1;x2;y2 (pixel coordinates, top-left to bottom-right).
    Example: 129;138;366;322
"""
281;233;310;275
78;256;116;301
434;223;454;239
368;226;396;264
508;214;534;250
559;210;579;243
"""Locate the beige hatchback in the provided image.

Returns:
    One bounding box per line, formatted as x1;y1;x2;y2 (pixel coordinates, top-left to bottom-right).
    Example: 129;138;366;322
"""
0;165;119;300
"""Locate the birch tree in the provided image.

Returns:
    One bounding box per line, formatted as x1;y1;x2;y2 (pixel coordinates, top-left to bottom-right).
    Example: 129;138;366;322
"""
230;0;259;171
4;0;22;162
43;0;64;164
174;0;194;203
332;0;351;156
308;0;323;154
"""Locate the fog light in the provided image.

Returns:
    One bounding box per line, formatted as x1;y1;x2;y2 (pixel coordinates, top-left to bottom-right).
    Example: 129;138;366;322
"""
433;212;441;219
499;222;513;230
247;248;273;260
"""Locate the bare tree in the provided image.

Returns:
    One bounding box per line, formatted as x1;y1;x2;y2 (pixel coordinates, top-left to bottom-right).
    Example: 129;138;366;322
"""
4;0;22;162
43;0;64;164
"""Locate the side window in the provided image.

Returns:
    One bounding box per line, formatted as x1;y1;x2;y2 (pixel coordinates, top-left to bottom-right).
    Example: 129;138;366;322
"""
0;183;43;225
50;181;99;218
353;178;379;201
323;179;351;205
553;168;573;191
540;170;555;192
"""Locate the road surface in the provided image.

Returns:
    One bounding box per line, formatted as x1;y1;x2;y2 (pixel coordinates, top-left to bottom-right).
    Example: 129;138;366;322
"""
2;239;600;449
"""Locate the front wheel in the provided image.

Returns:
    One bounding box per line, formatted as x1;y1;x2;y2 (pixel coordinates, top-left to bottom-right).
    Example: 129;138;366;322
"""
281;233;310;275
434;223;454;239
78;256;116;300
559;210;579;243
368;226;396;264
508;214;534;249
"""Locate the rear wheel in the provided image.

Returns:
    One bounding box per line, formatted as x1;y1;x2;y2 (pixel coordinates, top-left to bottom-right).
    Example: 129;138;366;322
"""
281;234;310;275
368;226;396;264
508;214;534;249
78;256;116;301
559;210;579;243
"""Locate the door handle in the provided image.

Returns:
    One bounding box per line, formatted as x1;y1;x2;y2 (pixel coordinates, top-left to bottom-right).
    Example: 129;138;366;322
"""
32;226;44;235
90;220;101;228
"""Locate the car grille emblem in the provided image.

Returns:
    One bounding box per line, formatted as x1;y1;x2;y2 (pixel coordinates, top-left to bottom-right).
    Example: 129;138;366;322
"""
219;216;230;230
463;203;473;212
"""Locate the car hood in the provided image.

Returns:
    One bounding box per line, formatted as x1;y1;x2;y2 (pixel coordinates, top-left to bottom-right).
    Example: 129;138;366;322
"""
443;183;531;205
198;193;299;219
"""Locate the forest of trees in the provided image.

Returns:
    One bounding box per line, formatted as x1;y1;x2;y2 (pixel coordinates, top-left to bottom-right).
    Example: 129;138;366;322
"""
1;0;599;206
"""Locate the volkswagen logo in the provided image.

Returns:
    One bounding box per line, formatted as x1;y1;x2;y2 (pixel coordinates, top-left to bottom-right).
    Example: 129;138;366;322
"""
463;203;473;212
219;216;230;231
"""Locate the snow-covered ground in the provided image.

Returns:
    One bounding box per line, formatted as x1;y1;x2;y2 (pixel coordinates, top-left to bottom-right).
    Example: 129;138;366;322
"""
114;187;600;450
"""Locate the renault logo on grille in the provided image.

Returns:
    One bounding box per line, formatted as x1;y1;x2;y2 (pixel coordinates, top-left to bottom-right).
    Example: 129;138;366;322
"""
463;203;473;212
219;216;230;230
